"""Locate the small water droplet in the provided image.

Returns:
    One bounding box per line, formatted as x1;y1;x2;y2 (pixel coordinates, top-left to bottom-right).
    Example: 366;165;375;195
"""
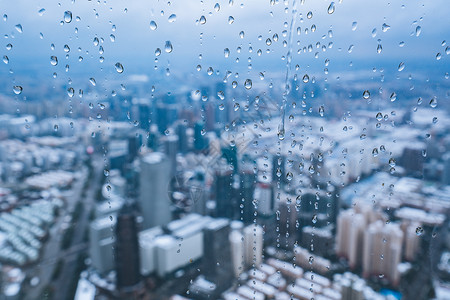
398;62;405;71
89;78;96;86
352;21;357;31
363;90;370;99
114;62;124;73
2;55;9;64
415;227;423;236
13;86;23;95
67;87;74;97
168;14;177;23
244;79;252;90
302;74;309;83
415;26;421;37
38;8;46;16
228;16;234;24
381;23;390;32
307;11;313;19
110;34;115;42
199;15;206;25
390;92;397;102
429;98;437;108
165;41;173;53
150;20;157;30
15;24;23;33
50;56;58;66
64;11;72;23
327;2;335;14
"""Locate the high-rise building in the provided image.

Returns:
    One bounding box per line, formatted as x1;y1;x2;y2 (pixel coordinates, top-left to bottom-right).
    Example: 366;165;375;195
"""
202;219;232;289
115;203;142;292
229;230;245;278
89;215;116;274
254;175;274;217
139;152;171;229
214;160;234;219
239;168;256;224
244;224;263;267
362;220;403;285
162;135;179;176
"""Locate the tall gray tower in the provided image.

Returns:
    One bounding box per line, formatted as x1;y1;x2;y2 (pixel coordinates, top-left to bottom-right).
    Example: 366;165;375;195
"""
139;152;171;229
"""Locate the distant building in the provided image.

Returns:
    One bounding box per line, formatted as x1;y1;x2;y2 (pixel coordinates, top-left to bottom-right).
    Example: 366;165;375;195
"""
138;152;171;229
114;203;142;293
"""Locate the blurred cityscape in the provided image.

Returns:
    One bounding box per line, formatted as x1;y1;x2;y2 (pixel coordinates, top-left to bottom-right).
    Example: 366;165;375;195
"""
1;1;450;300
0;69;449;300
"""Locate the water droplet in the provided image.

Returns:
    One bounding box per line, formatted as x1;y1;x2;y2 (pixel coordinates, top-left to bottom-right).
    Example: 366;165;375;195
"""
50;56;58;66
67;87;74;97
398;62;405;71
15;24;23;33
2;55;8;64
312;214;317;224
352;21;358;31
376;112;383;121
224;48;230;58
13;86;23;95
415;26;421;37
372;148;379;157
89;78;96;86
319;106;324;116
429;98;437;108
207;67;214;75
168;14;177;23
244;79;252;90
309;256;314;264
164;41;173;53
415;227;423;236
377;44;382;53
110;34;115;42
327;2;335;14
302;74;309;83
239;31;244;39
104;169;110;177
381;23;390;32
155;48;161;56
266;38;272;46
64;11;72;23
390;92;397;102
307;11;313;19
363;90;370;99
150;21;157;30
286;172;293;181
214;3;220;11
38;8;46;16
114;62;124;73
436;52;442;60
228;16;234;24
199;15;206;25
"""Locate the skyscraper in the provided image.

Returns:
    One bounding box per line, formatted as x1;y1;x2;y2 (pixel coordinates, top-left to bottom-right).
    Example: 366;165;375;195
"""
239;167;256;224
115;203;142;292
214;160;234;219
139;152;171;229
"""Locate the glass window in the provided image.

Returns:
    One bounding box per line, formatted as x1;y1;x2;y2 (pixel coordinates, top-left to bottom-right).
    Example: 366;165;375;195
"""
0;1;448;299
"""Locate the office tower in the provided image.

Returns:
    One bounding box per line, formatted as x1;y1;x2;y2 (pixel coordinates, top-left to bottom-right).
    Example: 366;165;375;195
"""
139;226;163;276
362;221;403;285
203;219;232;287
147;124;160;151
139;152;171;229
89;215;116;274
162;135;179;176
229;230;245;278
254;175;274;217
214;160;234;219
176;123;188;153
239;166;256;224
244;224;263;267
127;133;142;162
115;203;142;291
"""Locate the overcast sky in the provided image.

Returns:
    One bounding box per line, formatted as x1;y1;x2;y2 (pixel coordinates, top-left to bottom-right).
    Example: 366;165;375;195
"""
1;0;448;82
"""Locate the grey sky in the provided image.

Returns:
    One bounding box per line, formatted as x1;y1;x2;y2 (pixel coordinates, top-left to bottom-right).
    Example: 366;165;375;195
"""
0;0;448;80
